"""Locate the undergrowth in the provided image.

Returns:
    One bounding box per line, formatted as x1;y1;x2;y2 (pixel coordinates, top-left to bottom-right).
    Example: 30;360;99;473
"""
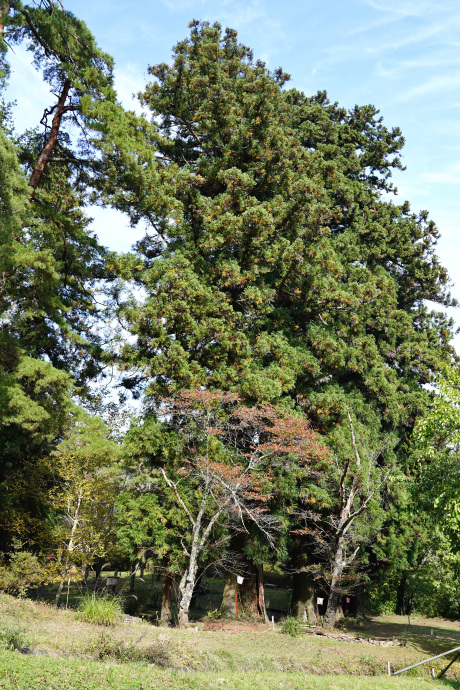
77;593;124;626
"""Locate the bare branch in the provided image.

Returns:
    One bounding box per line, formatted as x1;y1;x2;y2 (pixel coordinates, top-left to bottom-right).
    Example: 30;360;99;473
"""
160;468;195;527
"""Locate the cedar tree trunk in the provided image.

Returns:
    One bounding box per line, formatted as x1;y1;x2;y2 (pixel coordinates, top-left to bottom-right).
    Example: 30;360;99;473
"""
324;534;345;628
160;572;173;624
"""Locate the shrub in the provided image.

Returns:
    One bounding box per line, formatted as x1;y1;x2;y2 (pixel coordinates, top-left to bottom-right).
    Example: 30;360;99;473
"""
77;593;123;626
281;616;302;637
142;635;173;667
123;586;152;616
86;630;139;661
0;625;28;650
0;550;47;597
86;630;174;667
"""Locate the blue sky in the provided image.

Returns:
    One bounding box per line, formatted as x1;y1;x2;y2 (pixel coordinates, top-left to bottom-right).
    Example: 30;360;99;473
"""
5;0;460;330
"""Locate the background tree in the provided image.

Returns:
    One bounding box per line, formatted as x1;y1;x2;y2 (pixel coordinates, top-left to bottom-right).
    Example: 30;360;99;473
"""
50;413;120;606
99;20;458;623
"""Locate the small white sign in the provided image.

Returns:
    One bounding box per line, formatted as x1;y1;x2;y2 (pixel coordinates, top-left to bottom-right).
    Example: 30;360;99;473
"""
346;597;351;604
316;597;324;605
106;577;119;586
236;575;244;585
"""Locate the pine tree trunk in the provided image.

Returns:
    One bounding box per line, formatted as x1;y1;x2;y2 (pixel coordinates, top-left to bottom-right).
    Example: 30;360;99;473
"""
28;78;71;195
324;534;345;628
0;2;10;36
160;573;173;624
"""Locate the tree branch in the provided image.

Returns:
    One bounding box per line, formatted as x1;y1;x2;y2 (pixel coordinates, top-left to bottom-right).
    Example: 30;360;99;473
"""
160;468;195;527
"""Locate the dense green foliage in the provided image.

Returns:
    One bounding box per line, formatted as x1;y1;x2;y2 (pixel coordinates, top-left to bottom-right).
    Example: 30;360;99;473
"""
1;5;459;624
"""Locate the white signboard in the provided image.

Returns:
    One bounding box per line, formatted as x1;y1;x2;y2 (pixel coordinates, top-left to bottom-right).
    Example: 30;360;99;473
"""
316;597;324;605
236;575;244;585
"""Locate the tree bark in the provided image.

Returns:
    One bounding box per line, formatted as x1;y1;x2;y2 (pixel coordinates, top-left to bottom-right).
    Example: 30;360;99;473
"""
236;562;268;621
256;563;269;623
355;583;365;618
28;78;71;195
129;563;136;594
221;572;237;617
178;568;197;627
291;571;316;622
0;2;9;36
54;578;65;607
324;534;345;628
291;537;316;622
160;572;173;624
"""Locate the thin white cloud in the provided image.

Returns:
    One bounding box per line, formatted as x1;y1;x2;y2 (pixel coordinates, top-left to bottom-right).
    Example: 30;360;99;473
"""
362;0;455;18
160;0;232;12
376;53;460;78
393;74;460;102
422;162;460;185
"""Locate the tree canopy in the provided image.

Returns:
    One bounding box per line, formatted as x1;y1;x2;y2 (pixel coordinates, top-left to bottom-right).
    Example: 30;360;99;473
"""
0;9;458;624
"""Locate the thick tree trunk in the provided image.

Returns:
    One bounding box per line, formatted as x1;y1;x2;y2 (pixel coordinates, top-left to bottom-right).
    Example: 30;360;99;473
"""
237;562;268;621
28;78;71;195
291;571;316;622
291;537;316;622
160;573;173;624
222;572;237;617
355;583;365;618
324;534;345;628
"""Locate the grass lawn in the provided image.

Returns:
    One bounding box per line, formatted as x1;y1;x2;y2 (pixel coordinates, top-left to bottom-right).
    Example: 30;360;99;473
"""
2;583;460;688
1;652;458;690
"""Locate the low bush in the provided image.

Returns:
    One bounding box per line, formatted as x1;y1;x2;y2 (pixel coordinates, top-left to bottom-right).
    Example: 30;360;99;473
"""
77;593;123;626
86;630;139;661
281;616;302;637
86;630;174;667
0;625;28;650
123;586;152;616
0;550;47;597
